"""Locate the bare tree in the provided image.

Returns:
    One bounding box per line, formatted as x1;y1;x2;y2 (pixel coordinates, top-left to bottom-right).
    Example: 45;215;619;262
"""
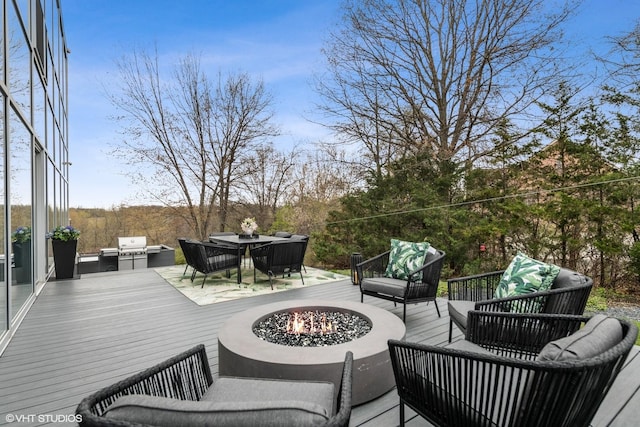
291;147;357;204
271;147;355;235
600;21;640;85
237;144;298;228
206;72;279;230
317;0;578;188
108;48;277;239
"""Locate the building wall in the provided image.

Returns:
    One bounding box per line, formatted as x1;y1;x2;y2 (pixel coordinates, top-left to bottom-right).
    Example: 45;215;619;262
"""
0;0;69;351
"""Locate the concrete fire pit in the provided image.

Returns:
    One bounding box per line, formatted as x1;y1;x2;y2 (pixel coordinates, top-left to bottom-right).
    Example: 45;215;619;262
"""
217;299;406;405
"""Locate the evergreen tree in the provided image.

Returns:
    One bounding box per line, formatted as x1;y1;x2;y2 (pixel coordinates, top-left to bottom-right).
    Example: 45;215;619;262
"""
533;82;589;268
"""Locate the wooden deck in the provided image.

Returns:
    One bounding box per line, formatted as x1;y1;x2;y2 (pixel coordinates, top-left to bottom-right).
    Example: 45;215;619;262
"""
0;268;639;426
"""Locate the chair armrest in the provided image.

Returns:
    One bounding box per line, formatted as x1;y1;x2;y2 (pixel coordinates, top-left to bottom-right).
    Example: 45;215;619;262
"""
331;351;353;427
202;241;237;255
466;312;587;358
249;243;271;257
474;282;592;314
356;251;390;283
447;270;504;301
76;345;213;422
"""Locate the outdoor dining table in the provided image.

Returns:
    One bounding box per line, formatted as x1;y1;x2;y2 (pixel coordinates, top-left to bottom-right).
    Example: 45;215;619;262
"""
208;234;290;283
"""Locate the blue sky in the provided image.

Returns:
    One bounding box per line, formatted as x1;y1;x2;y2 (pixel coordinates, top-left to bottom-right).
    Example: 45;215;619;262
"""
63;0;640;208
64;0;342;208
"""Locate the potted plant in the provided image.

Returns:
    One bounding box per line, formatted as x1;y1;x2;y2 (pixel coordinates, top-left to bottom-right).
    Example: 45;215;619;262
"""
12;226;32;283
49;225;80;279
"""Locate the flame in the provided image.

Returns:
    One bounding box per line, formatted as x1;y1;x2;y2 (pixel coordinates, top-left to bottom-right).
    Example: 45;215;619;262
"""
286;311;337;335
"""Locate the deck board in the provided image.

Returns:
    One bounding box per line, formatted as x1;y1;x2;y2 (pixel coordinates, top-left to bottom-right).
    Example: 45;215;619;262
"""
0;268;636;426
591;347;640;426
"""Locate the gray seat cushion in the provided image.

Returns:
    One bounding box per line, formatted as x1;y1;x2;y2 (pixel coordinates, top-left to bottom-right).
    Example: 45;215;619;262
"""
537;314;622;361
205;376;334;411
104;377;335;427
208;254;236;264
447;300;477;332
361;276;407;297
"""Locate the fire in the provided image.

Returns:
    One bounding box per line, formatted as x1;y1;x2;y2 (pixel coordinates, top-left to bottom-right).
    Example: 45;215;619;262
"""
286;311;337;335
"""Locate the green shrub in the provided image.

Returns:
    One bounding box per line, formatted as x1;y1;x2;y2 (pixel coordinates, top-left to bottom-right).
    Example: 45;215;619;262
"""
175;247;186;265
586;293;608;312
437;281;448;297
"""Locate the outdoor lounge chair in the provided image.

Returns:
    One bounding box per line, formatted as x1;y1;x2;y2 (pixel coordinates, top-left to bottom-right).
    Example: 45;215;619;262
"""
388;312;638;427
357;241;445;322
447;263;593;341
76;344;353;427
184;240;240;288
271;232;309;272
250;239;308;289
291;233;309;273
177;238;196;278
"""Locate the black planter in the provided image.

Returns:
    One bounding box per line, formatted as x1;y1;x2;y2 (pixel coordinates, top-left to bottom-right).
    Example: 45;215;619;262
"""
52;239;78;279
12;241;28;268
12;240;32;283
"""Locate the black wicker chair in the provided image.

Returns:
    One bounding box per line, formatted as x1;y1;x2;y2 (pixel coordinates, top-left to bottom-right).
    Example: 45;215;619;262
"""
270;232;309;272
184;240;240;288
250;239;308;289
389;312;638;427
76;344;353;427
209;231;254;267
177;238;196;279
291;234;309;273
447;267;593;341
357;248;446;322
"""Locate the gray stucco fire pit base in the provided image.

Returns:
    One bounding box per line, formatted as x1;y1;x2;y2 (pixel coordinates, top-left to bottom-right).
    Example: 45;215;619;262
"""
218;299;406;406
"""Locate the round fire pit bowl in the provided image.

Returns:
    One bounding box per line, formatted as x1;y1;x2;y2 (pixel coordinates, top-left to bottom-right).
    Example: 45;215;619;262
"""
218;299;406;405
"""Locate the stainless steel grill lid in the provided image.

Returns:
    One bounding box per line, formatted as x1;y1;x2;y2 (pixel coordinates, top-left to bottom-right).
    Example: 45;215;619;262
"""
118;236;147;254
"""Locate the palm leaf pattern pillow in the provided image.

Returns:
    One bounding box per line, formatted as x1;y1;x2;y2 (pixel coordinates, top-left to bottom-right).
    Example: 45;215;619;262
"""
384;239;430;281
495;252;561;312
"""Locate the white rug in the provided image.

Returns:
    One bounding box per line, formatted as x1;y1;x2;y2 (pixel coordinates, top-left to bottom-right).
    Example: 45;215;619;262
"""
155;263;349;306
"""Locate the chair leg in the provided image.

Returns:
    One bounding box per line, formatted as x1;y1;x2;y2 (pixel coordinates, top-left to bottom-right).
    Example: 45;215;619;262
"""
299;272;305;286
201;274;208;289
403;304;407;322
183;265;189;276
448;319;453;342
433;299;441;317
399;400;405;427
